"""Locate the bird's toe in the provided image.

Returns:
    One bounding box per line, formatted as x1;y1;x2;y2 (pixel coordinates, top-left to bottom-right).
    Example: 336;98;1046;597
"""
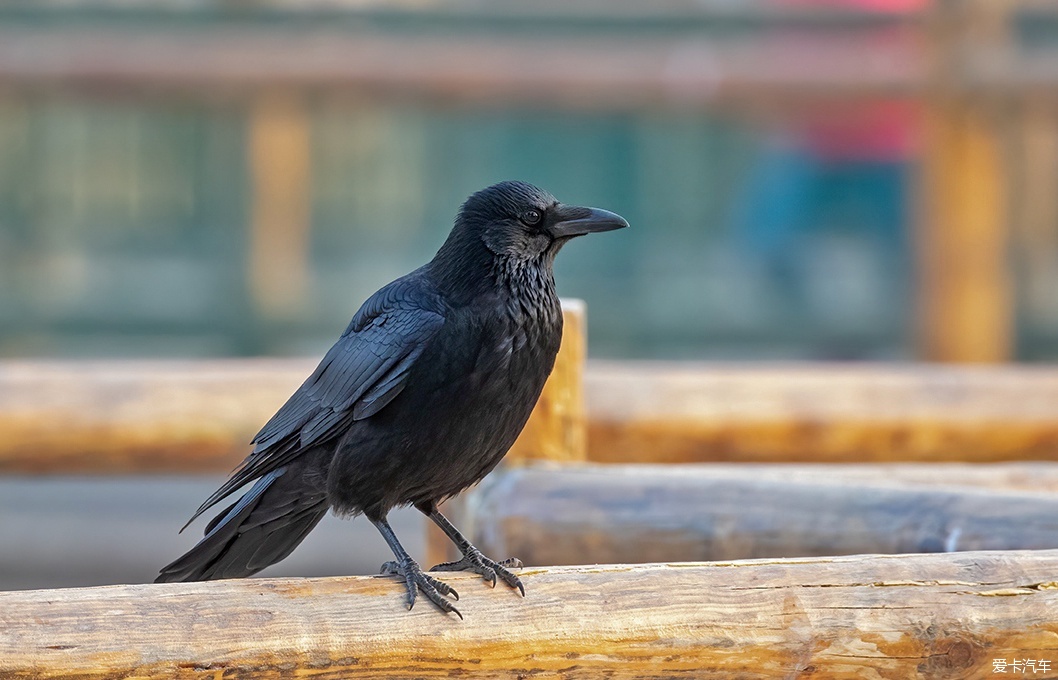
429;556;471;572
382;557;461;617
423;571;459;600
494;562;525;597
415;575;462;619
430;549;524;596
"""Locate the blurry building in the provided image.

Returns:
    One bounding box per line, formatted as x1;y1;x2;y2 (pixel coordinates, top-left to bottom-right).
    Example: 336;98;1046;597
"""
0;0;1055;361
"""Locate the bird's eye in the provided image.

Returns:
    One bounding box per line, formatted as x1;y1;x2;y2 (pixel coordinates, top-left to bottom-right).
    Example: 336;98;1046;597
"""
520;209;542;226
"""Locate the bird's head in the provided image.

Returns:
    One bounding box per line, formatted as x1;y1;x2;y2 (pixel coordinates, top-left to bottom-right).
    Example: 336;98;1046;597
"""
451;181;629;264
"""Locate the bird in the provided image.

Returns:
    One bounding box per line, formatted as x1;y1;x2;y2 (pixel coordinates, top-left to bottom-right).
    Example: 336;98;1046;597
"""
156;180;628;617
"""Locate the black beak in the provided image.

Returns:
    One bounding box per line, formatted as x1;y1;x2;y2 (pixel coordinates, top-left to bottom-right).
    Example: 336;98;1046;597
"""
549;205;629;239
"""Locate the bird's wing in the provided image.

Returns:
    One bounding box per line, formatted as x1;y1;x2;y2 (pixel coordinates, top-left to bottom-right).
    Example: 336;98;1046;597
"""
184;286;445;528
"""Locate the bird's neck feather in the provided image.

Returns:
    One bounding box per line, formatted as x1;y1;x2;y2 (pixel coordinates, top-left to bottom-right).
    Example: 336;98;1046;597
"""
429;230;557;307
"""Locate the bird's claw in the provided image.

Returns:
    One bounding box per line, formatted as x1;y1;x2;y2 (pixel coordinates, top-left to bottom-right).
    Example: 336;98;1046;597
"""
380;558;462;618
431;550;525;596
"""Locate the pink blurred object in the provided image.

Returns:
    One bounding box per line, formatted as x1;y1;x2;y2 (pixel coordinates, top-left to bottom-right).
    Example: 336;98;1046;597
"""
772;0;924;160
801;100;919;162
777;0;925;11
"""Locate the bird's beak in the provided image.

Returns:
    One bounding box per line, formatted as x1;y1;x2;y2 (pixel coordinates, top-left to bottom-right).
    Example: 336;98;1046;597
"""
549;205;629;239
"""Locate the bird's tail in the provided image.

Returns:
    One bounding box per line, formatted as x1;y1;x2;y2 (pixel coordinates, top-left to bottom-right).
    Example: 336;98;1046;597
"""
156;465;329;582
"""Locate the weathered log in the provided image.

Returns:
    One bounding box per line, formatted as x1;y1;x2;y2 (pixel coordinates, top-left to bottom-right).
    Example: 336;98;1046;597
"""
8;360;1058;473
2;552;1058;679
0;301;584;474
586;362;1058;463
0;357;305;473
663;461;1058;493
466;464;1058;566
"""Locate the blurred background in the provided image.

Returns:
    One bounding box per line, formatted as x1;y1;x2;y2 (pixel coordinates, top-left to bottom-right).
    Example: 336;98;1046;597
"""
3;0;1058;590
9;0;1057;364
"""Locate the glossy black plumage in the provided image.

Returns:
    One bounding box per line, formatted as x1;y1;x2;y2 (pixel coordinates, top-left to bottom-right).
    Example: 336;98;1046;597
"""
156;181;628;615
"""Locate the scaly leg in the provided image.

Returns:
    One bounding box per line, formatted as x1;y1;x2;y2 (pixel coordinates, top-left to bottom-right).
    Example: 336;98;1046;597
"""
371;513;461;618
418;502;524;596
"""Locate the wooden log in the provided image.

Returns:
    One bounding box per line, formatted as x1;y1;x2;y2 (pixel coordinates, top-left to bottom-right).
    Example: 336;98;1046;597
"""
658;461;1058;494
2;552;1058;679
0;300;584;474
7;360;1058;473
0;358;311;474
917;101;1012;362
586;362;1058;463
915;0;1013;362
247;91;312;319
467;464;1058;566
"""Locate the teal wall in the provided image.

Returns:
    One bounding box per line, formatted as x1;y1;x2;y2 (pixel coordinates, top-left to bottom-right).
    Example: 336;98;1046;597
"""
0;97;913;360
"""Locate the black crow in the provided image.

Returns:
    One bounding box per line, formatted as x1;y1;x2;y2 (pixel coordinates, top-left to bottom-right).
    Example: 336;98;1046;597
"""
156;180;627;617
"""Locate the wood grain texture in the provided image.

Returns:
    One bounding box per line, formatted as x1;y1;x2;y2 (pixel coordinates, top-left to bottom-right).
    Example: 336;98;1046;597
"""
2;553;1058;679
0;358;312;474
0;301;584;474
586;362;1058;463
468;464;1058;566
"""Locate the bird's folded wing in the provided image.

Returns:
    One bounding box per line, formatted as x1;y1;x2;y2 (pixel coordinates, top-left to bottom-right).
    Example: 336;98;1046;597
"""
184;301;445;529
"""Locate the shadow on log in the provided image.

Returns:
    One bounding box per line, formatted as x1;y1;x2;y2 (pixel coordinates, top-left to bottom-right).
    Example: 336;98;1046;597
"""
466;464;1058;565
2;553;1058;678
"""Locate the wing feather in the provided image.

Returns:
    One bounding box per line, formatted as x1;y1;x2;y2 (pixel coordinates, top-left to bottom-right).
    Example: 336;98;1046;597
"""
183;280;445;529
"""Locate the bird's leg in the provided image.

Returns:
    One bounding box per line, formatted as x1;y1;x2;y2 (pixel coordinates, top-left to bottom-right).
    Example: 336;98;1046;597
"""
418;503;525;596
370;514;461;618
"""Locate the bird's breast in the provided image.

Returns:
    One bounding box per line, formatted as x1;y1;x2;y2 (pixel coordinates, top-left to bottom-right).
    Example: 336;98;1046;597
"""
327;292;563;513
473;294;561;382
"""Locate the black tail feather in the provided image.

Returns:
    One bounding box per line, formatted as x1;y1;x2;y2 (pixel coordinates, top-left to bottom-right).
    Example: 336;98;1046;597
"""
157;466;329;582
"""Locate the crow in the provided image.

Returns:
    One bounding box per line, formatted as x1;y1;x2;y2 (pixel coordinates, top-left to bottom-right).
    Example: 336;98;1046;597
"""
156;181;627;616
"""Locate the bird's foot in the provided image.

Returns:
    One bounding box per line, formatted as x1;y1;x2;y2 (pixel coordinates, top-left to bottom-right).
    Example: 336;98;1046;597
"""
380;557;462;619
431;548;525;596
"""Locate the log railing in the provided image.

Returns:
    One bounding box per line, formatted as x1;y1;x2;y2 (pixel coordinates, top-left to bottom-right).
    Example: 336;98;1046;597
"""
3;552;1058;679
4;304;1058;675
0;302;586;475
7;346;1058;566
465;463;1058;565
3;4;1058;674
584;362;1058;464
5;357;1058;474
